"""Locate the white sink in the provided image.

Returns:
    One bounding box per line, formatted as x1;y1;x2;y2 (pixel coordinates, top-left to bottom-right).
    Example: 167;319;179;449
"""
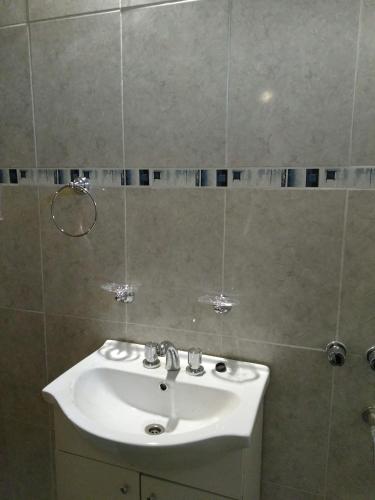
43;340;269;460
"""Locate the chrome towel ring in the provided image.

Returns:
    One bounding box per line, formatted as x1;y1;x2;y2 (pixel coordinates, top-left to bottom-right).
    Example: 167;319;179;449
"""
51;176;97;237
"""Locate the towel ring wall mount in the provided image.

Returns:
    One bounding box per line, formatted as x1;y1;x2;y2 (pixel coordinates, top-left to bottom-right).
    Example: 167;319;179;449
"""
50;177;97;237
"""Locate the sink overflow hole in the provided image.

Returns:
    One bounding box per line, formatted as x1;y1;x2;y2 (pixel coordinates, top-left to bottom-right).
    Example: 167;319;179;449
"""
145;424;165;436
159;383;168;391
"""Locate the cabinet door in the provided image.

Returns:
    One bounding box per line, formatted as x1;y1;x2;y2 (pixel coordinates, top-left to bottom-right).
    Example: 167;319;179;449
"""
141;475;230;500
56;451;139;500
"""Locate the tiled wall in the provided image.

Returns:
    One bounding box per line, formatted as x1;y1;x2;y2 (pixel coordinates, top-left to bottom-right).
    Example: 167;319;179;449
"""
1;1;375;499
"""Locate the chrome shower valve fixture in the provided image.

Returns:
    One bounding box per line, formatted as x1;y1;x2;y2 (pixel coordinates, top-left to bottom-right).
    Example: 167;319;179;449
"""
114;284;135;304
326;341;347;366
198;294;238;314
366;346;375;370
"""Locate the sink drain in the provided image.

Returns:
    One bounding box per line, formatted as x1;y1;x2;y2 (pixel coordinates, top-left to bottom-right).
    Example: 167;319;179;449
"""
145;424;165;435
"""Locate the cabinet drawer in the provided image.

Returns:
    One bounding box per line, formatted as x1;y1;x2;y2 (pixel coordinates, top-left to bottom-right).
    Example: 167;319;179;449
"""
56;451;139;500
141;475;231;500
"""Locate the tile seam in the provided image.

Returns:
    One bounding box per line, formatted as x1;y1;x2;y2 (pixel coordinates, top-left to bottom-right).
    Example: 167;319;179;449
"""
348;0;364;166
129;322;326;351
335;189;349;340
26;14;38;167
0;22;27;30
42;311;128;325
262;479;324;498
224;0;232;169
0;305;44;314
25;8;120;25
122;0;200;12
120;9;128;329
322;369;336;499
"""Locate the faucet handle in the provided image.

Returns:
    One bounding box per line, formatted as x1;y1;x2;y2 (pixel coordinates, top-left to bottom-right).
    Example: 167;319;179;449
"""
187;347;204;376
143;342;161;369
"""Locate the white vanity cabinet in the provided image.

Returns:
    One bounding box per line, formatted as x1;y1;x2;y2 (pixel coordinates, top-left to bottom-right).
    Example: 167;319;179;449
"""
56;451;231;500
54;408;262;500
140;476;229;500
56;452;140;500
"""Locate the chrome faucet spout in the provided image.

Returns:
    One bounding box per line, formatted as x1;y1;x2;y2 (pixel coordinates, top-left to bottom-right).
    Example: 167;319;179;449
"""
158;341;180;371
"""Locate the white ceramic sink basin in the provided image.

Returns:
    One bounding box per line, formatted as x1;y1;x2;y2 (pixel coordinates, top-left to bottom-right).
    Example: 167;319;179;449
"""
43;340;269;454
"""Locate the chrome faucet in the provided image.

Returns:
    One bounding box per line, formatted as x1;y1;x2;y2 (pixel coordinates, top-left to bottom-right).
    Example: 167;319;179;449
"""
159;341;180;371
143;341;180;371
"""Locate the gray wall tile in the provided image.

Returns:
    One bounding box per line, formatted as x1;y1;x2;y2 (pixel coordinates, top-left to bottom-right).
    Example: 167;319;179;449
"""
229;0;360;167
31;12;123;168
126;188;225;332
0;187;43;310
326;355;375;499
351;0;375;165
127;287;223;334
221;338;331;494
261;482;324;500
0;0;27;27
126;189;224;290
40;187;126;321
223;189;346;348
0;413;13;498
0;25;35;167
3;419;53;500
123;0;228;168
46;314;125;381
126;323;221;356
0;308;49;427
339;191;375;354
29;0;119;21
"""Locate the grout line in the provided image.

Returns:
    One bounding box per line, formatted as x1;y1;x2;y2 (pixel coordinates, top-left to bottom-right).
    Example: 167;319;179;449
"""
26;8;120;25
26;13;38;168
120;9;128;331
220;335;326;353
126;321;221;339
36;187;49;381
0;22;27;30
124;188;128;282
335;190;349;340
34;180;55;493
323;191;350;496
40;310;127;326
25;0;30;22
122;0;199;12
120;10;126;172
262;480;323;498
0;305;44;314
322;368;336;498
128;321;326;352
348;0;363;166
220;0;232;296
224;0;232;170
123;184;128;328
220;189;227;293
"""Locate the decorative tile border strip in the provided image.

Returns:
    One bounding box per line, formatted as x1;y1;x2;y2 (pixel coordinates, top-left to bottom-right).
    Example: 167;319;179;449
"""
1;167;375;189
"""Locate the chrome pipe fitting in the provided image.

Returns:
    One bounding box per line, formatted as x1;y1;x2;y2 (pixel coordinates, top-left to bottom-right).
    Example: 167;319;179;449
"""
326;341;347;367
366;346;375;371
